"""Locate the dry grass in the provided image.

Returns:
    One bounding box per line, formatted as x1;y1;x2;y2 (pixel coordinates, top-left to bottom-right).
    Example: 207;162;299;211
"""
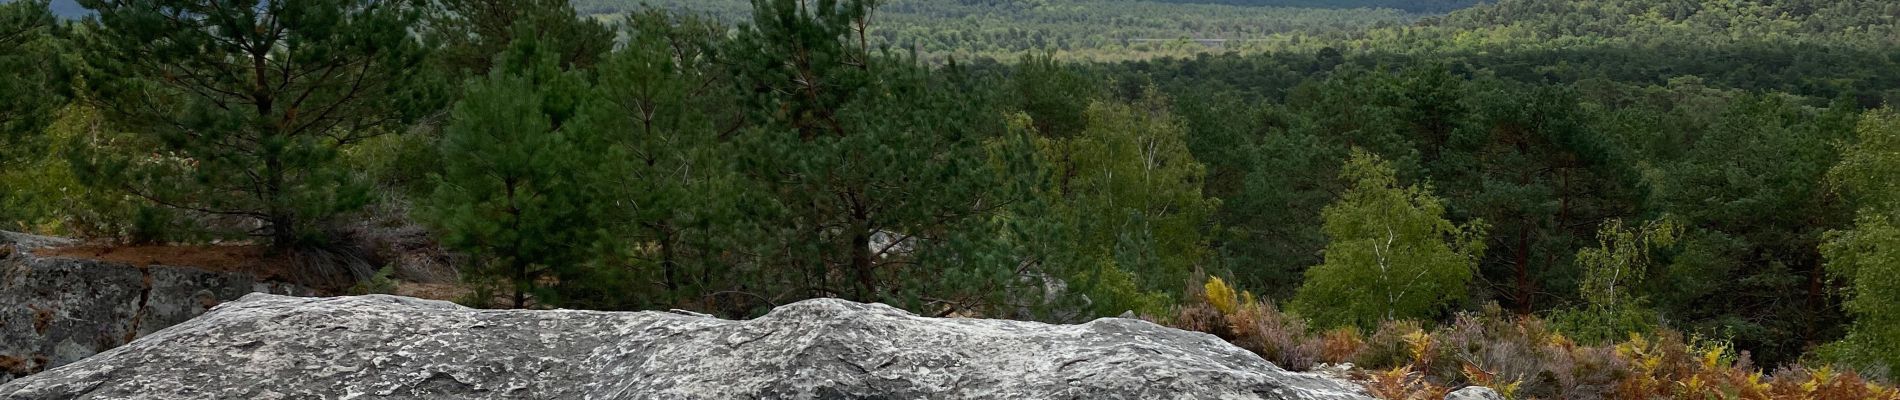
1164;277;1900;400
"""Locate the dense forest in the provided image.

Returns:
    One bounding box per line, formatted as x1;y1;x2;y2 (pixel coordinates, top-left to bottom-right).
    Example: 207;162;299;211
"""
2;0;1899;397
577;0;1427;61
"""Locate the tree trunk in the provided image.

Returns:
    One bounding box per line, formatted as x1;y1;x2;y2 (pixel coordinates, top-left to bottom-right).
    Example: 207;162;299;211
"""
1514;223;1533;315
1806;260;1823;346
265;156;294;251
848;204;876;303
255;42;289;250
513;258;529;309
505;178;527;309
509;254;532;307
660;224;680;293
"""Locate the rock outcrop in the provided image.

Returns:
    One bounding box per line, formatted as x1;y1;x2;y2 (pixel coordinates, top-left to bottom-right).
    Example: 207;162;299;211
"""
1;294;1375;399
1445;386;1505;400
0;232;72;251
0;233;312;384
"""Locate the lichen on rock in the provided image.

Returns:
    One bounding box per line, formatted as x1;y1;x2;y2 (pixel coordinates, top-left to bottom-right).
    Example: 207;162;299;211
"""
1;294;1374;399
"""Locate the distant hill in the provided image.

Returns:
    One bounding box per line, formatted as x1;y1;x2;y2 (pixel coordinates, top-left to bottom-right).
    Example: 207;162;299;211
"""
24;0;1481;21
575;0;1429;61
1148;0;1479;13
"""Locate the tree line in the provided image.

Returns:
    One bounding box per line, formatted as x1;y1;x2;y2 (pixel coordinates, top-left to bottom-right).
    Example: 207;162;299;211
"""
582;0;1426;62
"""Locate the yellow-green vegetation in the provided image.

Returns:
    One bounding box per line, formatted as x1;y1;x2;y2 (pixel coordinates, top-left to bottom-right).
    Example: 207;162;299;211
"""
1291;150;1485;331
1818;108;1900;377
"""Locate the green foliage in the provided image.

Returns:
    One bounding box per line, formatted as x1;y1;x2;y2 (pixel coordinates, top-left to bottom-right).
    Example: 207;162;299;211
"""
1576;218;1681;309
0;0;62;173
1819;108;1900;377
341;128;441;197
348;265;400;295
585;0;1424;62
0;103;152;238
1073;265;1171;318
1149;0;1476;13
1038;88;1215;317
1830;108;1900;209
1547;217;1681;344
1643;96;1855;365
0;0;63;215
1293;150;1485;331
563;9;747;311
70;0;433;249
1007;53;1102;138
713;0;1036;312
1448;79;1637;315
1546;303;1657;348
14;0;1900;376
424;0;614;80
425;32;603;309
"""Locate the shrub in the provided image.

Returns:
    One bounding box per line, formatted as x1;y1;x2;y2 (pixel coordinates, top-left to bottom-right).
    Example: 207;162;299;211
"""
1229;300;1319;371
1545;304;1660;346
1356;320;1425;370
1319;328;1365;365
1767;366;1900;399
348;265;400;295
1174;302;1232;340
1204;276;1239;315
1363;365;1450;400
1163;277;1900;399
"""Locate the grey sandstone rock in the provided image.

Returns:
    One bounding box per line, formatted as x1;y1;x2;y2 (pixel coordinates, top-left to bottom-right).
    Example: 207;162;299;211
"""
1;294;1375;400
0;232;73;251
0;237;312;385
1445;386;1505;400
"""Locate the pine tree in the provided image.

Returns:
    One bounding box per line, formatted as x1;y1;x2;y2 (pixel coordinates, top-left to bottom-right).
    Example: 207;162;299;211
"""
1008;53;1101;139
563;10;749;310
1445;79;1636;316
722;0;1028;311
1647;96;1855;365
426;32;601;309
1292;150;1486;330
0;0;61;169
423;0;613;79
70;0;431;249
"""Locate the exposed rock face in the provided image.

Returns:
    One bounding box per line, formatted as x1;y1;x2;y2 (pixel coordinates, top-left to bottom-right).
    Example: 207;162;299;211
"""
0;232;73;250
0;233;312;384
1445;386;1505;400
1;294;1375;399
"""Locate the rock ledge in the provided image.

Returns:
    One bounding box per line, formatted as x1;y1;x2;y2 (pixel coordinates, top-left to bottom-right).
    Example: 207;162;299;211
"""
1;236;310;385
1;294;1372;399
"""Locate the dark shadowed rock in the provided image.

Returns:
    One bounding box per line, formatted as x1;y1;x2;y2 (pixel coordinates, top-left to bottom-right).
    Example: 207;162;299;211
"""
1;294;1375;399
0;233;312;385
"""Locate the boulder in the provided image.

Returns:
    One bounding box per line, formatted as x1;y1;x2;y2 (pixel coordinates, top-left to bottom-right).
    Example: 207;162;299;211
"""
0;236;312;384
1;294;1375;399
1446;386;1506;400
